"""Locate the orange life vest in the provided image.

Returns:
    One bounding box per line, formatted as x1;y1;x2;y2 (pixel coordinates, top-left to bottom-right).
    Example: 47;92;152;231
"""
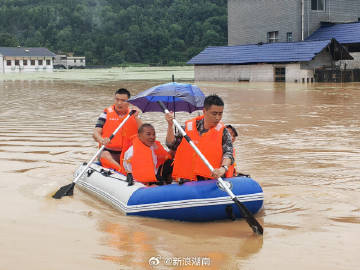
225;149;236;178
121;136;170;183
172;115;224;181
99;157;121;171
118;136;134;175
101;105;138;151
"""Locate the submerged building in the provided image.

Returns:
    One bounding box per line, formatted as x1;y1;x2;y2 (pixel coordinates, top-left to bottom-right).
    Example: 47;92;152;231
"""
53;54;86;69
306;22;360;68
188;0;360;82
228;0;360;45
188;39;352;82
0;47;56;73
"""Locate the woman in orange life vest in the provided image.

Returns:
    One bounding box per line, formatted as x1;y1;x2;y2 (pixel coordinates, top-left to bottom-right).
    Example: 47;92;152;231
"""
165;94;234;181
120;123;173;185
93;88;142;171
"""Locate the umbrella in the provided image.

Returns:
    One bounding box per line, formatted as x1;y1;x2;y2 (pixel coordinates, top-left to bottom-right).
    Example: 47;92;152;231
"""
128;82;205;113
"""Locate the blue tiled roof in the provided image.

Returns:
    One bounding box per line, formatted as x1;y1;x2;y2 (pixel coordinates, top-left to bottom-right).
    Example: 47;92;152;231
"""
0;47;56;57
306;22;360;44
188;40;334;65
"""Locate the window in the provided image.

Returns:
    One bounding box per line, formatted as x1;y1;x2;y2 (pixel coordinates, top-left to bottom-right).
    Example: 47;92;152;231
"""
6;60;11;66
31;60;35;65
287;32;293;42
38;60;43;65
23;60;28;66
46;59;50;65
267;31;279;43
274;67;286;82
15;60;19;66
311;0;325;11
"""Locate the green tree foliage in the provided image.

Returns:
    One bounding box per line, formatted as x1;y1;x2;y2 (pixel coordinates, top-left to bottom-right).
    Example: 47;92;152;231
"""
0;0;227;65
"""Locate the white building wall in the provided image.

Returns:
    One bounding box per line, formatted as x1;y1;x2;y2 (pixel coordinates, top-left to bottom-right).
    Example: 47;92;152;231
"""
285;63;314;83
54;55;67;68
2;58;54;73
338;52;360;69
0;55;3;73
301;50;333;69
67;57;86;68
194;63;315;82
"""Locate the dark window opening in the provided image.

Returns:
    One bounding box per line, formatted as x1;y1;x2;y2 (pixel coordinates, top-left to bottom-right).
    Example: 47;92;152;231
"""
267;31;279;43
287;32;293;42
312;0;325;11
274;67;286;82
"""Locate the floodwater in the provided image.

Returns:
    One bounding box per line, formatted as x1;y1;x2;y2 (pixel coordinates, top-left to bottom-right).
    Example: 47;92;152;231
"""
0;68;359;270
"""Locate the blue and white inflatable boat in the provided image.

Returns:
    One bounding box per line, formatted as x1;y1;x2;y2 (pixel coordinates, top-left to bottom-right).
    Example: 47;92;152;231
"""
75;163;264;222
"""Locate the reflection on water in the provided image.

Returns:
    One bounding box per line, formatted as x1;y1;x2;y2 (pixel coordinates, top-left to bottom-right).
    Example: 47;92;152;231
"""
0;74;360;269
97;218;264;269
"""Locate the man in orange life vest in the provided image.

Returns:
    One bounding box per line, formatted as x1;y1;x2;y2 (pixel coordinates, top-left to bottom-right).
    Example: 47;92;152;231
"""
121;123;172;184
165;94;234;181
93;88;142;171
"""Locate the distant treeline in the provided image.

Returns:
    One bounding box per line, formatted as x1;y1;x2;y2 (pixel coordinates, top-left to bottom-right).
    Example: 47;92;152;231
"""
0;0;227;65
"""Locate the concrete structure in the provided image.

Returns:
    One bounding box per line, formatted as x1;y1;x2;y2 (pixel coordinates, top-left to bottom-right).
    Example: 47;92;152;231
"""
66;56;86;68
187;1;360;82
188;39;352;82
228;0;360;45
54;54;86;69
0;47;56;73
306;22;360;69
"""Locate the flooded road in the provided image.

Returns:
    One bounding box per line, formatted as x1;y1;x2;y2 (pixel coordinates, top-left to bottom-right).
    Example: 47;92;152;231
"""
0;69;359;269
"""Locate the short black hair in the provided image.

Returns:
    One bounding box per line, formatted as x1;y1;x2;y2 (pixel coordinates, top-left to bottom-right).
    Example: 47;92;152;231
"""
115;88;131;98
138;123;155;134
203;94;224;110
226;124;238;137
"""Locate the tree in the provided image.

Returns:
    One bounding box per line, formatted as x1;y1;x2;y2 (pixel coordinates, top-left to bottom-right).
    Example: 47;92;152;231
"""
0;0;228;65
0;32;19;46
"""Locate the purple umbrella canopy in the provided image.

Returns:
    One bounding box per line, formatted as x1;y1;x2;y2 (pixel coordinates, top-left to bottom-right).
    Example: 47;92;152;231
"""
128;82;205;113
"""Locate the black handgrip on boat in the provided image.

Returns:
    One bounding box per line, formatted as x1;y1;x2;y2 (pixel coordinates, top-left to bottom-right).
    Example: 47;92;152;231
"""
127;173;134;186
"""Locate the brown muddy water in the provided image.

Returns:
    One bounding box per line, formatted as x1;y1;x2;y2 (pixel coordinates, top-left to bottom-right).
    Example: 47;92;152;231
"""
0;68;359;270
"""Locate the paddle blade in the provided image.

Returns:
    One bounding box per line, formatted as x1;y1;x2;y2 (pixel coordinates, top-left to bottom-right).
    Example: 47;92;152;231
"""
233;197;264;235
52;182;75;199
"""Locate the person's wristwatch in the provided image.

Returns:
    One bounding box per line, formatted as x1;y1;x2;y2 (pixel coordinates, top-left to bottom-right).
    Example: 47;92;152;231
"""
221;165;228;172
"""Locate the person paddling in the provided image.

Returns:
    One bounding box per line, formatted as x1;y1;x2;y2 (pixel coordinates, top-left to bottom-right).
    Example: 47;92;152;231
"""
120;123;173;185
93;88;142;171
165;94;234;181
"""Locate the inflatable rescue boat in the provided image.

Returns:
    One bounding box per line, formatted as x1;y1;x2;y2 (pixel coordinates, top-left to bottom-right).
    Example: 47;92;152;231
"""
75;162;264;222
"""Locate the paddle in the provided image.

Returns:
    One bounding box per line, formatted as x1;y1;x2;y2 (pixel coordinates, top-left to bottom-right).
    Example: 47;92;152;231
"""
52;110;137;199
158;101;263;235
